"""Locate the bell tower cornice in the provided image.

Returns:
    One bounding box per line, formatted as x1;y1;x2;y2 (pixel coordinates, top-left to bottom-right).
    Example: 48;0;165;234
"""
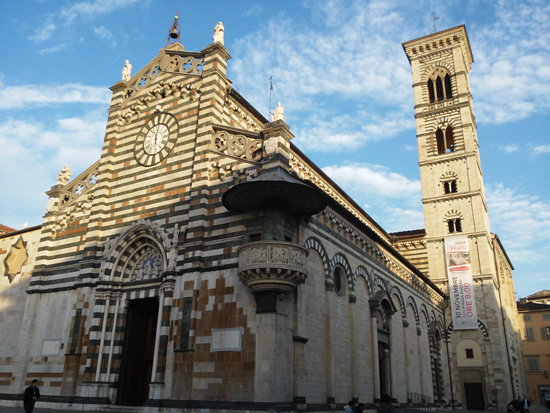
402;25;473;70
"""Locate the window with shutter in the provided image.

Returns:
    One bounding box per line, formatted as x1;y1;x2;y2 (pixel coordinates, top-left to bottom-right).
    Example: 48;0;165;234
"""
526;356;540;372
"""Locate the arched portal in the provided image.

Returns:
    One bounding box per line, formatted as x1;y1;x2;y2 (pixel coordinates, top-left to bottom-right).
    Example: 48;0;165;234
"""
371;289;397;400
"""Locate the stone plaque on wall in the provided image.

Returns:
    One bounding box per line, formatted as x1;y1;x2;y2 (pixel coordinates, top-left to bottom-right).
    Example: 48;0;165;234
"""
211;327;242;352
42;339;61;356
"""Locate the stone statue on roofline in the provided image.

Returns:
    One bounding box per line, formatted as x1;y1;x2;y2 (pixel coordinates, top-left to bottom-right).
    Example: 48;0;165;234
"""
272;102;284;122
56;165;72;186
213;22;224;45
122;60;132;82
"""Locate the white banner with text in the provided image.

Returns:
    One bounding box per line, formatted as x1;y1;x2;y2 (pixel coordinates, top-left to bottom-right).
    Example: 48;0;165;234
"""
445;235;478;330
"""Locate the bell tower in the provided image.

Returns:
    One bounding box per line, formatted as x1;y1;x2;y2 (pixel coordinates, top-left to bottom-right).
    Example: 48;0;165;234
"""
402;25;492;277
402;25;525;409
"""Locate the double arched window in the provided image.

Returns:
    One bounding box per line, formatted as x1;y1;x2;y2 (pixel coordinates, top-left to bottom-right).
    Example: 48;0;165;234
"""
444;180;457;194
445;210;463;234
448;218;462;233
427;73;453;103
436;126;455;155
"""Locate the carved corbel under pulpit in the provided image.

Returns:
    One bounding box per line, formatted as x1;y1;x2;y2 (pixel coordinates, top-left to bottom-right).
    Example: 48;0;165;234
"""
237;241;309;312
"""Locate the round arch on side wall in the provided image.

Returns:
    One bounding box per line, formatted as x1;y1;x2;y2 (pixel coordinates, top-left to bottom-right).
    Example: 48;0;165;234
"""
445;319;489;340
390;285;407;319
329;253;353;291
406;296;420;326
372;273;387;295
303;237;330;279
354;265;374;298
420;303;430;327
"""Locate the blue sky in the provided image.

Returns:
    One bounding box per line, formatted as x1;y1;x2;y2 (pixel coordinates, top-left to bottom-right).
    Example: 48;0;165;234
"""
0;0;548;298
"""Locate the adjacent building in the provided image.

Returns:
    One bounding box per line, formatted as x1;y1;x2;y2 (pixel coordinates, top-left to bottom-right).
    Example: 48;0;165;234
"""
518;291;550;406
0;22;525;412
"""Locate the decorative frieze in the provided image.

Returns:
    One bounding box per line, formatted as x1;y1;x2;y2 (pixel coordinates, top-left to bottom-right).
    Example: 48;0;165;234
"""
210;130;262;163
56;161;100;213
123;50;204;102
237;241;309;294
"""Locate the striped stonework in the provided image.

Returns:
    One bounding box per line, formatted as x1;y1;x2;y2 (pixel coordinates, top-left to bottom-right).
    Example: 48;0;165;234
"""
0;24;505;413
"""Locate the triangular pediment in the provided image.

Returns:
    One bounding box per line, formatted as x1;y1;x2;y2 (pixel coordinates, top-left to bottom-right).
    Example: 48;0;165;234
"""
121;45;205;108
373;289;398;314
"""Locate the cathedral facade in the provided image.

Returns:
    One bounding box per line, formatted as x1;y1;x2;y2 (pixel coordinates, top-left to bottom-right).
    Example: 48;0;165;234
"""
0;23;524;412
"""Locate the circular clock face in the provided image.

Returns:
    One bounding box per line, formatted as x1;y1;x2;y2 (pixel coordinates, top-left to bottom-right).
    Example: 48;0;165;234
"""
134;113;178;166
144;124;169;155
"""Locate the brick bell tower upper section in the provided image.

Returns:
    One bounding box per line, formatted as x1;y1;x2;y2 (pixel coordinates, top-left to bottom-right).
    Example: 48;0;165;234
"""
402;25;491;241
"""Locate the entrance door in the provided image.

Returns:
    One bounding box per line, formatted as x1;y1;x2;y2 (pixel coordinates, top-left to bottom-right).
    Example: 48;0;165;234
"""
117;298;158;406
464;382;485;410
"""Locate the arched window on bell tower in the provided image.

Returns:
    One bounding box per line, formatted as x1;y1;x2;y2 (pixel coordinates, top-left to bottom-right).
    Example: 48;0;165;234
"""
428;79;435;103
444;74;453;99
436;129;445;155
426;68;453;103
443;180;457;194
445;126;455;153
447;218;462;233
435;126;456;155
445;210;463;234
436;76;444;101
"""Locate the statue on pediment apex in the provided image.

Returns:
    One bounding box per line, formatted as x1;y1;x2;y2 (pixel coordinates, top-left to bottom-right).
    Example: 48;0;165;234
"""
56;165;72;186
122;60;132;82
213;22;224;45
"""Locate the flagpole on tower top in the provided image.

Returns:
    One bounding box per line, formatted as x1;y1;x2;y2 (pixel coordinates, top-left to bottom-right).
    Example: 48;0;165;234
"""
269;75;273;121
432;12;440;33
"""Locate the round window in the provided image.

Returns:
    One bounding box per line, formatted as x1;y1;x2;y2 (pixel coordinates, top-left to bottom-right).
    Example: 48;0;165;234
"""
333;267;346;296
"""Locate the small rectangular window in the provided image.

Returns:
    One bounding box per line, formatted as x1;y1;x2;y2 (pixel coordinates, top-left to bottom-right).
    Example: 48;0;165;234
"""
249;233;261;242
69;309;82;354
526;356;540;372
465;348;474;359
523;315;532;321
542;326;550;340
180;297;193;351
543;314;550;320
524;327;535;341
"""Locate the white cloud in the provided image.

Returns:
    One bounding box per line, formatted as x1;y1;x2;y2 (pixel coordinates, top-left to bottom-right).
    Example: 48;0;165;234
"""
383;206;425;233
322;163;421;199
94;26;117;47
28;0;141;49
229;0;550;153
318;162;424;232
293;110;414;152
487;183;550;265
471;1;550;124
500;144;519;154
0;83;111;110
486;182;550;296
60;0;141;24
29;23;57;41
38;44;67;55
230;2;418;150
243;5;263;17
0;112;105;227
533;144;550;155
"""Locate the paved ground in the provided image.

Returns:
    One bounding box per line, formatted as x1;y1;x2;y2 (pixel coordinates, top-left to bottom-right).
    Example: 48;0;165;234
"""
1;405;548;413
0;406;137;413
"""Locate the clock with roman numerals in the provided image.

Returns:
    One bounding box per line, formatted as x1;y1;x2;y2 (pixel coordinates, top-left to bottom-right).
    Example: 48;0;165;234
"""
134;113;178;166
